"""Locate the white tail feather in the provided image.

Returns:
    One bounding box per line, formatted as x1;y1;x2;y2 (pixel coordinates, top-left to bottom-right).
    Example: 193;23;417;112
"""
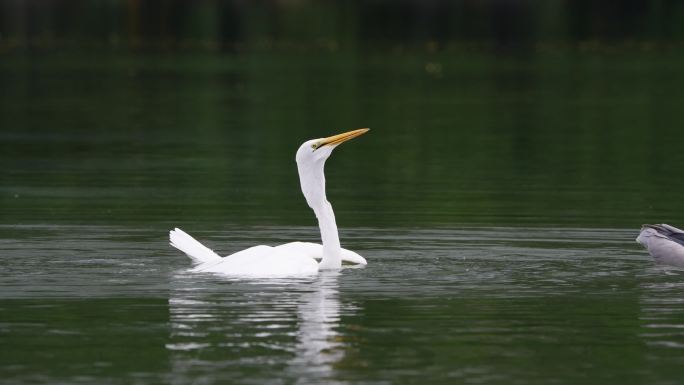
169;228;223;264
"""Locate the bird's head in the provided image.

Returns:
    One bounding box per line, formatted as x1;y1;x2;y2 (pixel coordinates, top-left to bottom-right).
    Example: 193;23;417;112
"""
636;224;665;247
296;128;369;167
637;227;654;247
295;128;369;207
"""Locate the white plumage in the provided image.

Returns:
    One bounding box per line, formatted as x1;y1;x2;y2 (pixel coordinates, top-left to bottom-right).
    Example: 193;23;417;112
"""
169;227;222;264
169;128;370;277
170;228;367;276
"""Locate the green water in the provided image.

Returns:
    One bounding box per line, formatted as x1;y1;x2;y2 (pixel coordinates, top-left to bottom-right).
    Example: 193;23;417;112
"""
1;50;684;384
3;51;684;227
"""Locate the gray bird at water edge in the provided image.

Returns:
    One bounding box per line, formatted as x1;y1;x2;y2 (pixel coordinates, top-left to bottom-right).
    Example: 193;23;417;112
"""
636;224;684;268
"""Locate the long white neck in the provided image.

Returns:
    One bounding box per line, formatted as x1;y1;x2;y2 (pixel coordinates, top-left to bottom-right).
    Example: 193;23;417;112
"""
298;161;342;270
314;199;341;269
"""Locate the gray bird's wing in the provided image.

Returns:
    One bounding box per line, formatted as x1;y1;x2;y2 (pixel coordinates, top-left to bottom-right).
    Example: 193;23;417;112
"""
645;224;684;247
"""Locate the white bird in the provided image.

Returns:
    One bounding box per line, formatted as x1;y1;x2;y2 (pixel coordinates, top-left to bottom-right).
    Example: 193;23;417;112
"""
636;223;684;268
169;128;370;277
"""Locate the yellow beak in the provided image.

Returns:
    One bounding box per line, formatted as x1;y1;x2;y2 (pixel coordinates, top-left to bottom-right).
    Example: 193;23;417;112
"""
319;128;370;148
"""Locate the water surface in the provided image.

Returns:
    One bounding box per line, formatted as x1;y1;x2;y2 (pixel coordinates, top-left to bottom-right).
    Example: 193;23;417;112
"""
1;224;683;384
2;50;684;384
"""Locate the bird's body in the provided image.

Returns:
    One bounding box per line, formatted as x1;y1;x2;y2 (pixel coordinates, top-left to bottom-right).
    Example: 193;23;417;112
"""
636;223;684;268
169;128;370;277
170;228;366;276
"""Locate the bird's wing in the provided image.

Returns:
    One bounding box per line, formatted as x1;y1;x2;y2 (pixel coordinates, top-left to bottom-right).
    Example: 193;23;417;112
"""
647;224;684;247
275;242;367;265
660;223;684;234
195;245;319;276
274;242;321;259
665;232;684;247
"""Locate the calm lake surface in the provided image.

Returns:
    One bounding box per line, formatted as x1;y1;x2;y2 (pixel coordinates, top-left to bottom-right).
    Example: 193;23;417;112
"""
1;50;684;384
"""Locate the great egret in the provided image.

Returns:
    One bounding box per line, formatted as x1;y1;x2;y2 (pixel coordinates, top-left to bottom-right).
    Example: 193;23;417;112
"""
169;128;370;277
636;223;684;267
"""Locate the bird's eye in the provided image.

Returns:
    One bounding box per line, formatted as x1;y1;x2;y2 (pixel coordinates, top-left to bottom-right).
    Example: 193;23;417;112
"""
311;143;318;150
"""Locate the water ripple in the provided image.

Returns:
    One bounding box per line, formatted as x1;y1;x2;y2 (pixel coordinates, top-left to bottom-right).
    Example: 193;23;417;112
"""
1;224;683;384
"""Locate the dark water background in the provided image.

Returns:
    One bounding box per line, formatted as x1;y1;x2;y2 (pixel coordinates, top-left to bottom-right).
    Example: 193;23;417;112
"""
2;2;684;384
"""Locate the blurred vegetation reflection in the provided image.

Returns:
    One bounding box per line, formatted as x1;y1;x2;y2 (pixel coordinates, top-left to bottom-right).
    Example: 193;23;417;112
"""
1;1;684;52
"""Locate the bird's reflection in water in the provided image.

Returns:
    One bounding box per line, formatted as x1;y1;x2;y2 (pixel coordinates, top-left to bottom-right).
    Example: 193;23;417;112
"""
291;271;345;372
167;270;353;383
